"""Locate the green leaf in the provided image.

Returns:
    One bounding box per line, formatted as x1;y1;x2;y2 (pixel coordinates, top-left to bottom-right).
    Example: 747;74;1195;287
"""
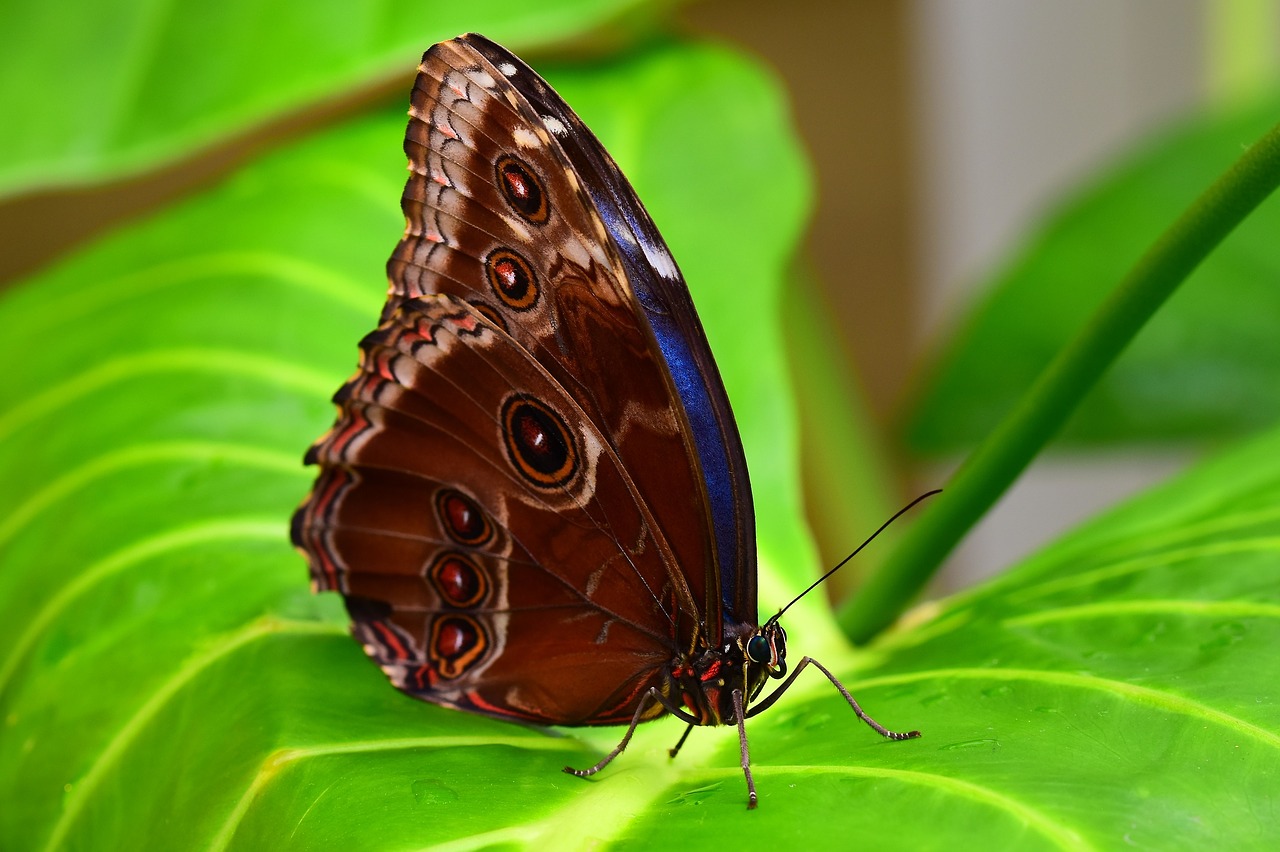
0;39;821;849
0;0;655;197
905;91;1280;455
863;425;1280;849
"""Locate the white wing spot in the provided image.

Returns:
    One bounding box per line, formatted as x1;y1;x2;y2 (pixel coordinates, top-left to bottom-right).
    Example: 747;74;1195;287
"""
504;216;532;245
498;62;518;76
542;115;567;135
642;240;680;280
470;69;496;89
512;125;540;149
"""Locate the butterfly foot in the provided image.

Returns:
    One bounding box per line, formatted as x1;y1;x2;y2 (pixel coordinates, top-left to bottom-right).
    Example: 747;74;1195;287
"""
747;791;758;810
563;765;594;778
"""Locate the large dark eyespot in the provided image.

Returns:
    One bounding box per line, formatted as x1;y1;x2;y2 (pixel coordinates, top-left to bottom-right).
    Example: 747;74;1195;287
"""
495;154;548;223
430;614;488;679
428;552;489;608
501;394;577;488
435;488;492;546
746;635;771;665
484;248;538;310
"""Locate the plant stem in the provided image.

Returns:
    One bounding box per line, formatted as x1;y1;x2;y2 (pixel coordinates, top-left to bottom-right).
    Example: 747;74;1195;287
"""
840;119;1280;645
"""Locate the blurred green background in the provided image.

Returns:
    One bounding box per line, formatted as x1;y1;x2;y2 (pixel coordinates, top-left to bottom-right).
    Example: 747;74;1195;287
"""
4;1;1280;848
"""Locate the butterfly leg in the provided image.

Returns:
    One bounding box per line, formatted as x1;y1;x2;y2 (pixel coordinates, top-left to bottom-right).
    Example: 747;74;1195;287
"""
668;722;695;759
746;656;921;740
731;689;759;809
563;687;700;779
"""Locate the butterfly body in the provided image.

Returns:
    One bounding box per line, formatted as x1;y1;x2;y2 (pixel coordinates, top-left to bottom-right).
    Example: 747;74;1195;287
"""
292;33;916;808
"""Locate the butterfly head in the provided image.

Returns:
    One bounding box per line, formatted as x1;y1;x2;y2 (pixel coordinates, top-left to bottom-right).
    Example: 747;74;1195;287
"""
745;620;788;680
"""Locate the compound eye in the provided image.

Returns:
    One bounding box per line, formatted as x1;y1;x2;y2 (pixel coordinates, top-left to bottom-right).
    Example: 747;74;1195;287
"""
746;635;772;665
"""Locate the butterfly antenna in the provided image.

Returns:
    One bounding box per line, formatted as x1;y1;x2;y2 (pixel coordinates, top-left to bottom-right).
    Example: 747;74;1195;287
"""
765;489;942;628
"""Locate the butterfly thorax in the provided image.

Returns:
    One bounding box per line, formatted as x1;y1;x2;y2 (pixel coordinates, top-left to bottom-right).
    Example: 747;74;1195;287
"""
665;621;787;726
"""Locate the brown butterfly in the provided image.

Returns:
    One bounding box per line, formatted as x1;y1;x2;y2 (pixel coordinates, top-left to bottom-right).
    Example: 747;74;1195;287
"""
291;32;920;808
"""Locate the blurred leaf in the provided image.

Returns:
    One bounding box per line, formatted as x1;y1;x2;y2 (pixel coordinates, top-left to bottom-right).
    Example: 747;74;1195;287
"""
852;115;1280;642
905;91;1280;455
0;39;821;849
0;0;654;198
784;264;899;599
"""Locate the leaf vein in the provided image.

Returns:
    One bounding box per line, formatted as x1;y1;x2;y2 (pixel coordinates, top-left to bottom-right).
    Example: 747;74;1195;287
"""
0;348;335;442
0;441;303;549
40;617;343;852
0;518;290;696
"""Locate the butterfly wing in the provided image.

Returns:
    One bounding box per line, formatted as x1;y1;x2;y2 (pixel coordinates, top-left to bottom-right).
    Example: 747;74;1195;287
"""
295;296;686;724
292;35;757;725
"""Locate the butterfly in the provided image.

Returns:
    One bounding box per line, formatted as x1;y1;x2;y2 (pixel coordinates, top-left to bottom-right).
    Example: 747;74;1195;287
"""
291;32;920;809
